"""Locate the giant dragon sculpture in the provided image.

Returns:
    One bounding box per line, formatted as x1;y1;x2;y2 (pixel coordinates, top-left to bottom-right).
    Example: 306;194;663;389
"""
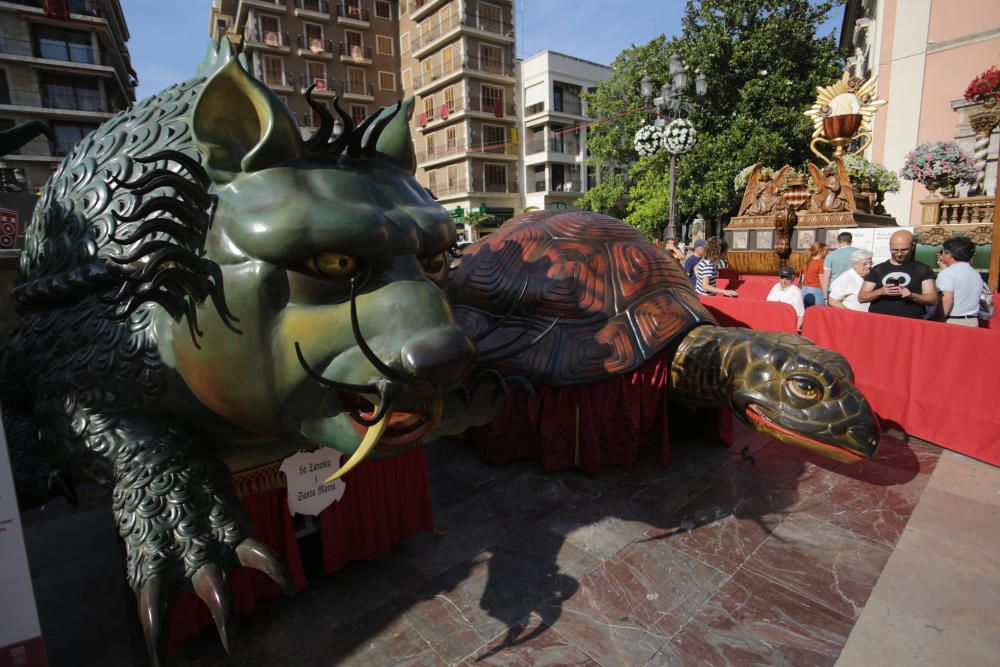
0;41;880;664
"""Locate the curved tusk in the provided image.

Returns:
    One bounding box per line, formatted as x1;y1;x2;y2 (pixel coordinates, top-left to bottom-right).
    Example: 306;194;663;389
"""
324;406;391;483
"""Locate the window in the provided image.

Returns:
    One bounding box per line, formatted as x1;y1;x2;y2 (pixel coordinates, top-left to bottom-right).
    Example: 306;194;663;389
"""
304;23;324;53
350;104;368;125
423;95;435;121
399;0;406;15
480;84;503;114
400;32;410;54
262;55;285;86
444;87;455;113
34;26;94;63
477;1;503;33
401;68;412;90
347;67;366;95
479;44;503;73
482;124;505;153
375;0;391;19
306;61;327;90
447;165;458;188
41;74;102;111
51;121;98;157
378;71;395;91
446;126;457;149
428;170;437;192
258;14;282;46
426;134;435;157
441;45;455;73
421;59;432;84
344;0;363;19
301;0;322;11
376;35;393;56
440;4;452;29
534;165;546;192
0;69;9;105
484;163;507;191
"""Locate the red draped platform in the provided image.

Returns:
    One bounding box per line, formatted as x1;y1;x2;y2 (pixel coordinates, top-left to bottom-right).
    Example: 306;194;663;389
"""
697;295;798;333
475;347;732;473
801;306;1000;466
167;443;433;649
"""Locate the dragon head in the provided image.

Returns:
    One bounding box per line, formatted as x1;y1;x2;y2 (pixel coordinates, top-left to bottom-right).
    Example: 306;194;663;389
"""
726;332;880;463
154;56;488;476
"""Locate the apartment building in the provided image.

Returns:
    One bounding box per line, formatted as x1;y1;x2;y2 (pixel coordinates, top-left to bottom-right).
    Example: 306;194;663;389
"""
518;50;608;211
0;0;135;192
398;0;517;234
211;0;400;133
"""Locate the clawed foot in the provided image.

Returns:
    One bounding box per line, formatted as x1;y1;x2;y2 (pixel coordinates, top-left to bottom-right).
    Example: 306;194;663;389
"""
137;538;291;666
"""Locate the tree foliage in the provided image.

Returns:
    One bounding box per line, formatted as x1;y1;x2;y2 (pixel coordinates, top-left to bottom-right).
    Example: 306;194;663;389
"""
578;0;845;237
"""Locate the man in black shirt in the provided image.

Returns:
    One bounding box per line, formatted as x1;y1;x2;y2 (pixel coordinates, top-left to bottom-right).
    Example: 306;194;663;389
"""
858;229;937;318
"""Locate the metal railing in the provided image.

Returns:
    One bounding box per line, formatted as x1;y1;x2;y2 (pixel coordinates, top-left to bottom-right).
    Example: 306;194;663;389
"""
339;42;373;60
481;178;518;193
337;4;370;21
428;179;469;196
553;99;583;115
0;35;97;64
0;87;113;113
341;80;373;96
463;13;514;36
549;138;581;154
296;35;334;53
412;56;462;88
417;139;466;162
410;12;461;51
296;0;330;12
247;30;291;48
297;75;336;92
465;56;513;77
468;98;516;117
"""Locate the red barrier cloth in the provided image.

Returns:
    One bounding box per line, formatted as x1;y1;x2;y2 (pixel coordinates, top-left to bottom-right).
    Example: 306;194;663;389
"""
982;294;1000;329
801;306;1000;466
718;271;780;300
698;295;798;333
319;443;434;573
475;348;732;473
167;487;308;650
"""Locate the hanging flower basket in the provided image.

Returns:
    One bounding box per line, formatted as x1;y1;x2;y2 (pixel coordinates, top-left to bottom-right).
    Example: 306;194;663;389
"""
900;141;976;194
633;124;666;157
963;66;1000;106
664;118;697;154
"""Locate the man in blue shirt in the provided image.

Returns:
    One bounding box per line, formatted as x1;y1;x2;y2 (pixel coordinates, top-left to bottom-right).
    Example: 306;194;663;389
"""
684;238;706;288
822;231;858;294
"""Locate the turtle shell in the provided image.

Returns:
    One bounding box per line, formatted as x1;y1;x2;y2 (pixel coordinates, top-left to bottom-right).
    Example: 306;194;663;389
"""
447;210;716;386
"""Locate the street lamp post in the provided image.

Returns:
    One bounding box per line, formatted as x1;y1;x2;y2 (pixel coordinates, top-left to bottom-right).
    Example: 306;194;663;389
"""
641;56;708;242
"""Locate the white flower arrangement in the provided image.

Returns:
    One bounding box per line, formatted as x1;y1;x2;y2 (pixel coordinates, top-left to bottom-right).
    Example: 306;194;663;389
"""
664;118;697;155
634;124;666;157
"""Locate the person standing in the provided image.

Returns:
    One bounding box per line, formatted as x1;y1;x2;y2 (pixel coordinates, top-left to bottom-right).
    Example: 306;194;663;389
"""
858;229;937;318
800;242;828;308
828;249;873;312
694;237;738;297
766;266;805;329
684;238;706;288
935;236;983;327
822;231;858;293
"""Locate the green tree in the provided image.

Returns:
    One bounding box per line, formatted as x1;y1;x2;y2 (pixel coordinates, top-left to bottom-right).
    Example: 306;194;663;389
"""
579;0;844;237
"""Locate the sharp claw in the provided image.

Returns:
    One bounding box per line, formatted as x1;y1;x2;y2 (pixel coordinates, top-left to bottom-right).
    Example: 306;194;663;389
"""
138;575;168;667
237;538;293;597
193;564;233;653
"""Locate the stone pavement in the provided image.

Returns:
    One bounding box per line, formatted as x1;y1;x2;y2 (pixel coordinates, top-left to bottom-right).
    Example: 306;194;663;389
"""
19;421;1000;666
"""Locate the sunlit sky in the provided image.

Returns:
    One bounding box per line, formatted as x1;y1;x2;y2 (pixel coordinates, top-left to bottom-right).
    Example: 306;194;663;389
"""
122;1;843;102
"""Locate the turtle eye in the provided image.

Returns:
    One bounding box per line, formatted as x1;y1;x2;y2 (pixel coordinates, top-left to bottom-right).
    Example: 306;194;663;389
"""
305;252;359;279
784;375;823;404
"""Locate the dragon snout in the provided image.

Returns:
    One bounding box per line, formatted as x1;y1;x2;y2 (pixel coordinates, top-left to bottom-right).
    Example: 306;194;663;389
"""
401;326;477;389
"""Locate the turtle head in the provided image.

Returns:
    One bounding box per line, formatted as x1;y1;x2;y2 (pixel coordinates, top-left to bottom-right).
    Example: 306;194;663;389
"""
726;332;880;463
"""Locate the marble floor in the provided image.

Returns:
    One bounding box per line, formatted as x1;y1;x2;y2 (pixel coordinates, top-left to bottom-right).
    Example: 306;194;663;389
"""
21;420;999;666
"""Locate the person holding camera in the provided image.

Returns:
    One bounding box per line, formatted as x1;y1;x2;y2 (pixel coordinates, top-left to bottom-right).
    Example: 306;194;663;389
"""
858;229;937;318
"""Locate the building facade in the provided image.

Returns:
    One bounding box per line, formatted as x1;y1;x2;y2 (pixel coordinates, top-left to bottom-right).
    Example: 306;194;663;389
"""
518;50;609;212
211;0;401;133
398;0;517;235
841;0;1000;224
0;0;136;192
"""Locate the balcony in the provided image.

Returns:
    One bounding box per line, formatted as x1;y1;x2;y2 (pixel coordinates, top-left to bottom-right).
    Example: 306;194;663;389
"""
462;12;515;39
241;0;288;11
552;99;583;115
336;4;370;26
416;139;466;163
339;42;372;64
464;56;514;79
297;75;336;96
0;87;116;118
341;80;374;100
467;97;516;118
413;56;462;92
245;29;291;52
428;178;469;198
411;11;461;58
260;71;292;91
294;0;330;18
478;178;518;194
410;0;448;21
296;35;334;58
548;137;581;155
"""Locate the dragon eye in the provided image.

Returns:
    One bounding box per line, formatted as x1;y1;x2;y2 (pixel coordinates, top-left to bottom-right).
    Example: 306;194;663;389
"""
420;253;446;274
785;376;822;402
306;252;359;278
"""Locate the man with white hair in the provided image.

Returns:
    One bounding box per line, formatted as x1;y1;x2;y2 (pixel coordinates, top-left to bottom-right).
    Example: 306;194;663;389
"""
829;249;873;312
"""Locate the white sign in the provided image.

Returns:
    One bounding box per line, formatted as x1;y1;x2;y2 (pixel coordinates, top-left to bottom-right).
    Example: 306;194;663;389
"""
279;449;346;516
0;406;47;666
841;226;913;265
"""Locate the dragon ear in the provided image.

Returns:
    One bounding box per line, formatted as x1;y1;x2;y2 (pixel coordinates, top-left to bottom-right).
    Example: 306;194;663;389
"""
374;97;416;173
191;58;303;179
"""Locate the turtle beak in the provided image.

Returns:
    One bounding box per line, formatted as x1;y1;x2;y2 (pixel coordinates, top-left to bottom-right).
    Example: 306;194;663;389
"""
743;403;880;463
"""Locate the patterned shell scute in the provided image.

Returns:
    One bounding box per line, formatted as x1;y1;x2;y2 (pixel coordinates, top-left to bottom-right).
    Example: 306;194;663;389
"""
449;210;715;386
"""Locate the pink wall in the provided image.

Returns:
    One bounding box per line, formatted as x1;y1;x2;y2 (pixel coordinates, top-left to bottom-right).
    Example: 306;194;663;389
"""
871;0;897;165
908;36;1000;223
927;0;1000;43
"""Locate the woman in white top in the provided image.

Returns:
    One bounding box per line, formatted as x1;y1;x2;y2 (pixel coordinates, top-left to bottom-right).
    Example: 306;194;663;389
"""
828;249;873;312
766;266;806;329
